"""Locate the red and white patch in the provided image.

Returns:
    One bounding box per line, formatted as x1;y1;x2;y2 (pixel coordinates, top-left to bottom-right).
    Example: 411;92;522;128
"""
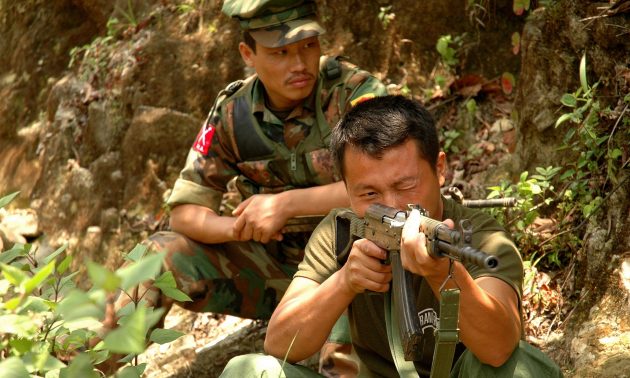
192;123;215;155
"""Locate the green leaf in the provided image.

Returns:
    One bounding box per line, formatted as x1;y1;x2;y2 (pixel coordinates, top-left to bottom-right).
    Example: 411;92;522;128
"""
609;148;622;160
116;365;145;378
22;350;66;374
0;191;20;209
58;254;73;274
153;271;192;301
43;244;68;265
23;259;55;295
125;243;148;262
0;314;37;336
555;113;574;128
560;93;577;107
579;54;589;93
103;305;147;354
1;262;29;286
153;270;177;288
117;252;165;291
56;289;103;323
0;357;30;378
159;286;192;302
150;328;185;344
87;261;120;292
0;244;28;264
59;353;99;378
19;295;51;313
8;338;33;354
4;297;21;311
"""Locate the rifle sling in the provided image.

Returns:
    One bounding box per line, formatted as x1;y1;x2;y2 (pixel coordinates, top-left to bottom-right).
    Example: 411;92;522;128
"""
430;288;460;378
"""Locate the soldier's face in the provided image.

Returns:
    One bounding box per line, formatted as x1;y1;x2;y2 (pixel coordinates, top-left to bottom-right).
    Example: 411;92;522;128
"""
239;36;321;110
343;139;447;220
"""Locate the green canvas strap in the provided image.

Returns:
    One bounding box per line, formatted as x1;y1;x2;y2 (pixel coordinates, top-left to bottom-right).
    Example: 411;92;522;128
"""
430;288;460;378
384;291;419;377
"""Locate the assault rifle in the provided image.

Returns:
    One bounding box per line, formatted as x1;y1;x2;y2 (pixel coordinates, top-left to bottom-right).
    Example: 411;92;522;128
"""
334;203;499;361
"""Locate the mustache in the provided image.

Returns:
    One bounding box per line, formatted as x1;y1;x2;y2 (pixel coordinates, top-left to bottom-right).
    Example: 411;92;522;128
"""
285;73;315;85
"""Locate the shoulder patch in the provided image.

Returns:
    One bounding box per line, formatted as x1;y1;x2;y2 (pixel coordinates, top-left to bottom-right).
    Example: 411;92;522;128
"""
192;122;216;155
350;93;376;107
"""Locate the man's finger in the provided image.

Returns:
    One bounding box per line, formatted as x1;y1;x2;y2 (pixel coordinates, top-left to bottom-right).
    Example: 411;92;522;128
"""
402;208;421;243
443;218;455;229
232;197;251;216
233;215;245;236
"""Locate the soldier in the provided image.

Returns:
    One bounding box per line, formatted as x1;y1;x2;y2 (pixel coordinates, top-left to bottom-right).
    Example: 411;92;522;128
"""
221;95;561;377
106;0;387;375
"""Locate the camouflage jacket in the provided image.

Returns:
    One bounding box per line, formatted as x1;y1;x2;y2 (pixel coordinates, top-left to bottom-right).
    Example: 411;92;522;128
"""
167;56;387;213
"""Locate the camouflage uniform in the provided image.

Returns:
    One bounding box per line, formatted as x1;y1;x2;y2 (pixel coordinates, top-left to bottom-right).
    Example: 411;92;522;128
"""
152;56;386;319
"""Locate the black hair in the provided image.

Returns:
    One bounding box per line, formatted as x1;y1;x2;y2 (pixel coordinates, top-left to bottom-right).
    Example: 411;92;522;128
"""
243;30;257;53
330;95;439;178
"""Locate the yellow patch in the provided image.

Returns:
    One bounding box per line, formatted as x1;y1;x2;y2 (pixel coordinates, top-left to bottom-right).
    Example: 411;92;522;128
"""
350;93;376;107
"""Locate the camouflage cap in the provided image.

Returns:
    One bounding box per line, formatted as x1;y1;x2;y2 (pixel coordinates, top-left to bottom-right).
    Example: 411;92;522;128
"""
222;0;325;48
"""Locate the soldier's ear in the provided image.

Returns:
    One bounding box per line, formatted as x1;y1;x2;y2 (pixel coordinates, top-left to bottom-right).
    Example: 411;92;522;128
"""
436;151;447;186
239;42;255;67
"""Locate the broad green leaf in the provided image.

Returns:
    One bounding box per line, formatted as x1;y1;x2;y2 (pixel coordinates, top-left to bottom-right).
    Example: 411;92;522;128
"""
0;191;20;209
145;306;166;330
23;350;66;373
153;271;177;288
19;295;50;313
103;306;147;354
560;93;577;107
59;329;92;350
579;54;589;93
150;328;185;344
57;254;73;274
153;271;192;302
9;338;33;354
117;252;165;291
0;314;37;336
4;297;22;310
159;286;192;302
0;244;28;264
1;262;30;288
23;259;55;295
87;261;120;292
116;365;144;378
43;244;68;265
59;353;99;378
56;289;103;322
0;357;30;378
609;148;622;159
87;349;110;365
125;243;148;262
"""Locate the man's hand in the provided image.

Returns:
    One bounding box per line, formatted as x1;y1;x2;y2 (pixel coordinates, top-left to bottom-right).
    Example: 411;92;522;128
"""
400;208;453;281
341;239;392;294
232;194;288;243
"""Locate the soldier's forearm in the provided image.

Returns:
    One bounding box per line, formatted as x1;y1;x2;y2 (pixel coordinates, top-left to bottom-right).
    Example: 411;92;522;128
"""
170;204;237;244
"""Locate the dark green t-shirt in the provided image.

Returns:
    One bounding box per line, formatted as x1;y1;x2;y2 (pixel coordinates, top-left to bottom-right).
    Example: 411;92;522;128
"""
296;198;524;377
